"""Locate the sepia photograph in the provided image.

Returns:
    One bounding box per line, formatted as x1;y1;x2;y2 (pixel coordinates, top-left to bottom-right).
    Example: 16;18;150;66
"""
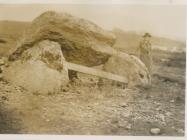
0;2;186;137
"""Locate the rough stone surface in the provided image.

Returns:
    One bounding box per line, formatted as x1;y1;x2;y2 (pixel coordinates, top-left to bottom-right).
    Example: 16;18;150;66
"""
3;40;69;94
103;54;150;87
9;11;116;66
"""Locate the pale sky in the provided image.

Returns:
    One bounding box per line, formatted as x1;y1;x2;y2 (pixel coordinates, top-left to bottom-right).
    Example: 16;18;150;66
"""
0;4;186;42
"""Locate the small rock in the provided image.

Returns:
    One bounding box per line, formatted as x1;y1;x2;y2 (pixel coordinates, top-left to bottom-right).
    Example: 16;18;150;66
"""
46;119;50;122
156;107;161;111
0;66;4;71
76;90;81;94
1;96;8;101
126;124;132;130
0;59;5;65
90;78;94;82
177;129;184;134
62;88;68;92
87;105;92;110
120;103;128;108
5;88;10;92
161;58;168;62
111;119;118;124
170;99;175;103
4;63;9;67
118;120;128;128
154;101;161;105
166;112;172;116
150;128;161;135
15;87;21;91
159;114;165;122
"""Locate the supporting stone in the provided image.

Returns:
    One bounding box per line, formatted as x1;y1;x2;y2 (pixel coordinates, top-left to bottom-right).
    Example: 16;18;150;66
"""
3;40;69;94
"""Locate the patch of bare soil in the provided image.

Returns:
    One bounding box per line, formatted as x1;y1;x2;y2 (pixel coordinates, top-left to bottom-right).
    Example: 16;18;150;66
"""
0;50;185;136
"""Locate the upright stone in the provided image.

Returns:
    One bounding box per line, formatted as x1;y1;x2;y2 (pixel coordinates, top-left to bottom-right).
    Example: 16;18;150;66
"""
3;40;69;94
104;53;151;87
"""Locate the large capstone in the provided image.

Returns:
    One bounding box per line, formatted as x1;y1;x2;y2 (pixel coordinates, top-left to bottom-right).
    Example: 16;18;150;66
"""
103;53;151;87
3;40;69;94
9;11;116;66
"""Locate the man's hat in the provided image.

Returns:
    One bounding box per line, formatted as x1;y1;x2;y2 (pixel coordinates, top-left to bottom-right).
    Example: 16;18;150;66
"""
143;32;152;38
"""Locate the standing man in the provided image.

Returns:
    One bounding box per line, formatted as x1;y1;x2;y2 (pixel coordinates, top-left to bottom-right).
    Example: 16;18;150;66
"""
139;32;152;84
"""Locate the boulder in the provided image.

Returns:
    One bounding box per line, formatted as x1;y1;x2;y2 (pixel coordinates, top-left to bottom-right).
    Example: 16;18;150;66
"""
103;53;151;87
3;40;69;94
9;11;116;66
